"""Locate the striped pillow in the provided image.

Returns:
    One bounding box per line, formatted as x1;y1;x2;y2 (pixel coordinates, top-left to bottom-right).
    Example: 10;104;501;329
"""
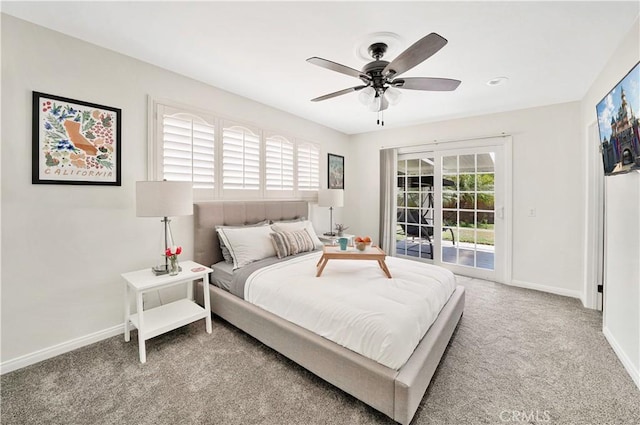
285;229;315;255
270;229;315;259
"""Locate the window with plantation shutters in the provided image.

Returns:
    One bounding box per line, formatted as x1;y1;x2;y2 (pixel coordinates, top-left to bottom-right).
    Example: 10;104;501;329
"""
222;123;260;191
152;99;323;200
297;141;320;191
265;134;294;191
161;109;215;189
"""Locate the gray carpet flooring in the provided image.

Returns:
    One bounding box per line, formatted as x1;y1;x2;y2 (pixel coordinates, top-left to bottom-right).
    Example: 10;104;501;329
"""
2;277;639;425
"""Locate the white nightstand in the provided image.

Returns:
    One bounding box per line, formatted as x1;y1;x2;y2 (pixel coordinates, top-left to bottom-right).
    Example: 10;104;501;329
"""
122;260;212;363
318;233;354;246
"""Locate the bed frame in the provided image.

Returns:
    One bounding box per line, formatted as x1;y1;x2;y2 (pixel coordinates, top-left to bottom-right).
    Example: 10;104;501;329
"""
193;200;465;425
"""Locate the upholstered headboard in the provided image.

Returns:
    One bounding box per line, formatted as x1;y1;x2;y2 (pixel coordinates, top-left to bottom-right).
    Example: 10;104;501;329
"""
194;200;309;268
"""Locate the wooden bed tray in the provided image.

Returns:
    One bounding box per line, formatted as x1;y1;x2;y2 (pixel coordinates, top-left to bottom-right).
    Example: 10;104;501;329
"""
193;200;465;424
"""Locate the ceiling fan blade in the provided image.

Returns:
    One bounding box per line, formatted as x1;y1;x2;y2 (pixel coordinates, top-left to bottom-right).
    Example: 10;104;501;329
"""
311;85;366;102
307;57;369;80
383;33;448;78
393;77;461;91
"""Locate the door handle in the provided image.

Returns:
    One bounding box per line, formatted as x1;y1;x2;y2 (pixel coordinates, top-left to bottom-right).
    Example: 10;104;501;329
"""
497;206;504;219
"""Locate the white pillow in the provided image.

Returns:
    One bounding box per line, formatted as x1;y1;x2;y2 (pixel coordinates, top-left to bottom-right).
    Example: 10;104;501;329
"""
271;220;323;249
215;221;270;264
216;225;276;269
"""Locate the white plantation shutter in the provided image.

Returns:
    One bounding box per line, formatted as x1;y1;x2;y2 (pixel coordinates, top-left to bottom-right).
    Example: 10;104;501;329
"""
297;141;320;191
161;110;215;189
222;124;260;190
265;134;294;191
153;100;323;199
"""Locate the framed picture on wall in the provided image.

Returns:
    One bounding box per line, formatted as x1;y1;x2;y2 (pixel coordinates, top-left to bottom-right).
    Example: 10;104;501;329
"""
328;153;344;189
32;91;122;186
595;61;640;175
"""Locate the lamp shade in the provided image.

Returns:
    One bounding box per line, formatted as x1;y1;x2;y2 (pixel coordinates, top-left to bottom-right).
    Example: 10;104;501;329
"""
136;181;193;217
318;189;344;208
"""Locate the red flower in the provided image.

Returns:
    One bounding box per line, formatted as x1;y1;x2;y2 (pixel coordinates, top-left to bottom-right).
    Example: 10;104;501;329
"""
165;246;182;257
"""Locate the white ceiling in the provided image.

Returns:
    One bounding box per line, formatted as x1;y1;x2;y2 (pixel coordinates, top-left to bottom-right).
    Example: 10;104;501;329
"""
2;1;638;135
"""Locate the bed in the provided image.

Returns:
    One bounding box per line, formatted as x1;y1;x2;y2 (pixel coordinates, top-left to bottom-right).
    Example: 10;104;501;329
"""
193;200;465;424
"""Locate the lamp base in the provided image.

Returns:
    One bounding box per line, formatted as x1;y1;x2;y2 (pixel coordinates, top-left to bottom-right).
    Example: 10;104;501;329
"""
323;232;337;237
152;265;182;276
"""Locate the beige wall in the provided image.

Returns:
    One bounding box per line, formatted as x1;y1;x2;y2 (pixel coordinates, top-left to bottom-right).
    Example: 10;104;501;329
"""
0;14;349;367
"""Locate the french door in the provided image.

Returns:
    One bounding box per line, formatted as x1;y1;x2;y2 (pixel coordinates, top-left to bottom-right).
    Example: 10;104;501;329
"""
396;140;510;282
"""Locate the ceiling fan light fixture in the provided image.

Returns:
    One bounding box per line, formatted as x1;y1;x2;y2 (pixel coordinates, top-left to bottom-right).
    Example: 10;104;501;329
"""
368;96;381;112
385;87;402;105
358;86;376;105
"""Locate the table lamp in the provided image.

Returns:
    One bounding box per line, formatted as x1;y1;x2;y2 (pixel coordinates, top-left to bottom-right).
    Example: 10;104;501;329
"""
318;189;344;236
136;181;193;275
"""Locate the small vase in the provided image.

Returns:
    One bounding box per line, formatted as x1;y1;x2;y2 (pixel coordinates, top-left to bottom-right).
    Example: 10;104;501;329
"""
168;256;179;276
337;230;344;237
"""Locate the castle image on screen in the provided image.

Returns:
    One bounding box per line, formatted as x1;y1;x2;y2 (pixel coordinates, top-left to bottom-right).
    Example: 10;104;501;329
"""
596;62;640;175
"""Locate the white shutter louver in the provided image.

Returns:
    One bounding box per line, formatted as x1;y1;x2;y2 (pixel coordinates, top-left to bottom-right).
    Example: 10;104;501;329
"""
297;142;320;191
222;125;260;190
265;135;294;191
162;112;215;189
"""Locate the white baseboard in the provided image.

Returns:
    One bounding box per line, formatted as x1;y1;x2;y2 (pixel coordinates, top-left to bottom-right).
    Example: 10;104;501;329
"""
509;279;583;300
603;326;640;390
0;324;123;375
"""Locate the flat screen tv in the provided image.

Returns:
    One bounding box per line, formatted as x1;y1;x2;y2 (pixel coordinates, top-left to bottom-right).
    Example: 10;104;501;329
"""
596;61;640;175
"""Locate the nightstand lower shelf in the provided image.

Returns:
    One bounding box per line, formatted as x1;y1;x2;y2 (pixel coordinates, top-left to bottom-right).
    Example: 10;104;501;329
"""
128;299;208;340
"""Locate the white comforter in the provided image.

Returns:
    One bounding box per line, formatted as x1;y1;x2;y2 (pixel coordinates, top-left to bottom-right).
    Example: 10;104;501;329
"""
244;251;456;370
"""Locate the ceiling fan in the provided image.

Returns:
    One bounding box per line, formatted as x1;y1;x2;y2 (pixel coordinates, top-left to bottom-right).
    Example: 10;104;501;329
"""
307;32;461;126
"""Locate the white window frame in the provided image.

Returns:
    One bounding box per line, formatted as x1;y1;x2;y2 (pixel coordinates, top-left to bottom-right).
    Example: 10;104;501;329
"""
159;110;216;189
150;99;217;200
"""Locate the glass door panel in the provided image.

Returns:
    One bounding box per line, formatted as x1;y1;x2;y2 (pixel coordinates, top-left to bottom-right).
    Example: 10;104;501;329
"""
441;153;495;271
396;156;435;261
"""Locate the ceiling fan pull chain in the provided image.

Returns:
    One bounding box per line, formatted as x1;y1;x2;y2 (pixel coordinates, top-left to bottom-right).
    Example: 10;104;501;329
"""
377;110;384;126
